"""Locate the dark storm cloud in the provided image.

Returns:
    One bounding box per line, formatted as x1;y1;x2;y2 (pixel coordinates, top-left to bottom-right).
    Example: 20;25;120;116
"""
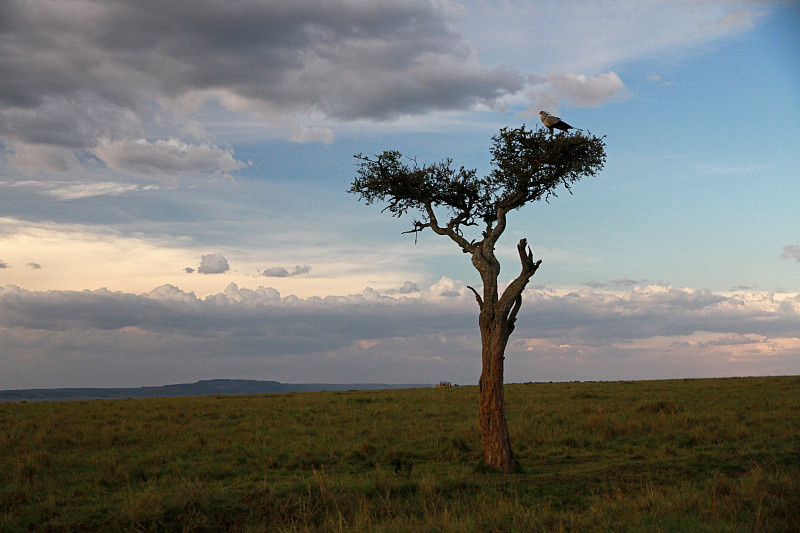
0;0;524;167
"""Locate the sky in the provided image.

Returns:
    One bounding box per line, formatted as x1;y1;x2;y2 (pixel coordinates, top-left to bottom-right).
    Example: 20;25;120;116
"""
1;0;799;389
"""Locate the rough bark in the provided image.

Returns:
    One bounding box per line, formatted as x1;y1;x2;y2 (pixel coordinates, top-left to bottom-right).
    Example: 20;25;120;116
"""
469;234;541;472
424;201;541;472
477;311;516;471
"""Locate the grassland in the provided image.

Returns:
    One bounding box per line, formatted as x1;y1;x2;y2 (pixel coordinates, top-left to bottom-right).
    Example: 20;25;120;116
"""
1;376;799;532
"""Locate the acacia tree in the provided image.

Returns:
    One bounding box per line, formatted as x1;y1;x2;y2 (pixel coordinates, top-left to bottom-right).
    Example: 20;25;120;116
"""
349;125;606;472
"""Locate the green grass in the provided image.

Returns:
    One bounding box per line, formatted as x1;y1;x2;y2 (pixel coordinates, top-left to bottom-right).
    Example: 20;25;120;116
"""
2;376;799;532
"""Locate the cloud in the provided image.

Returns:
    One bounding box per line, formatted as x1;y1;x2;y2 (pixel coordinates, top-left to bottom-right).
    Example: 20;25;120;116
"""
585;281;606;289
27;263;41;269
262;265;312;278
46;182;145;200
0;217;236;295
6;142;82;172
585;279;645;289
1;180;154;200
197;253;230;274
387;281;420;294
457;0;776;75
0;0;525;174
261;267;288;277
1;99;142;152
93;138;247;178
548;71;628;107
0;0;780;177
0;260;8;269
646;73;676;86
715;10;757;30
288;127;335;145
526;70;628;113
0;282;474;350
423;276;468;299
222;283;281;305
781;245;800;262
0;282;799;388
610;278;645;287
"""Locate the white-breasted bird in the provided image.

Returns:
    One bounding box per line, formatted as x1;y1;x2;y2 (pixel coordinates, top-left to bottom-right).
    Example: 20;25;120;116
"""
539;111;578;134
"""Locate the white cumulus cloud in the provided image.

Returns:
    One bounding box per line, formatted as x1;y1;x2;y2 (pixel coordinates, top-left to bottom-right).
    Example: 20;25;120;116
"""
526;70;628;113
197;253;230;275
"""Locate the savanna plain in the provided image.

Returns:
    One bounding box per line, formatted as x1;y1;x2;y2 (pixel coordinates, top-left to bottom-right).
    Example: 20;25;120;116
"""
2;376;799;532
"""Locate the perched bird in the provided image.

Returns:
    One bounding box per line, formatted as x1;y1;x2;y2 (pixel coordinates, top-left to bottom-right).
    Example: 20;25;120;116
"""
539;111;578;134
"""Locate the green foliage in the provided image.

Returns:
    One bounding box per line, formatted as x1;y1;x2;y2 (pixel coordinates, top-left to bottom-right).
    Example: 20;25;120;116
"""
1;377;799;532
349;125;606;233
488;126;606;208
349;151;484;220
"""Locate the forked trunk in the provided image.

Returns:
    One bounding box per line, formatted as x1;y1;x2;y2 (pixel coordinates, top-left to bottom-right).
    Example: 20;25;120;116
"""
470;238;541;472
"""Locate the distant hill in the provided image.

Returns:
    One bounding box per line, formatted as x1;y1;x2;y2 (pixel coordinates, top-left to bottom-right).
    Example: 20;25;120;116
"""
0;379;432;402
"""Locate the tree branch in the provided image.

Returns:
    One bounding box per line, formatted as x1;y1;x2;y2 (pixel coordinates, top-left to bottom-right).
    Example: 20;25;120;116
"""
483;206;508;249
467;285;484;309
507;293;523;332
495;238;542;323
424;202;477;253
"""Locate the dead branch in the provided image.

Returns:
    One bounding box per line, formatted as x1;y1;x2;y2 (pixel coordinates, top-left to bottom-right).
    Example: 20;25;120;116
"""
467;285;484;309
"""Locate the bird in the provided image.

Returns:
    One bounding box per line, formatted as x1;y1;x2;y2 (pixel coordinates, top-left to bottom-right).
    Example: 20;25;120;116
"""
539;111;579;134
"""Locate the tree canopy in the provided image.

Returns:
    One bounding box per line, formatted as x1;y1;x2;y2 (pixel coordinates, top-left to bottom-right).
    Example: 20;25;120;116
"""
349;125;606;248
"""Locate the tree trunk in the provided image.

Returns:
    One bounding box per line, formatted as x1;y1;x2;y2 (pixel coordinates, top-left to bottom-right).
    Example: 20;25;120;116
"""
478;309;516;472
470;238;541;472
